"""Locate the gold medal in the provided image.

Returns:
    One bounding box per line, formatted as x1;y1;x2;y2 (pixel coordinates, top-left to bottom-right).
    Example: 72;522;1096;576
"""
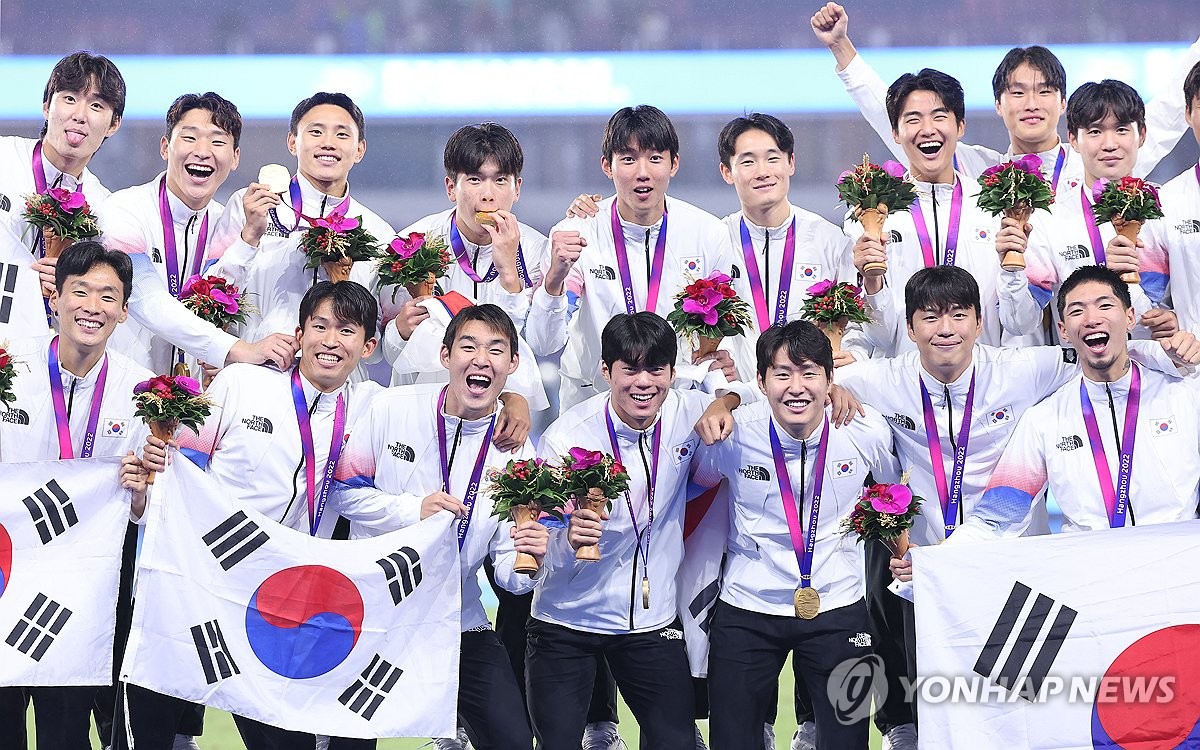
172;362;190;377
642;576;651;609
794;587;820;619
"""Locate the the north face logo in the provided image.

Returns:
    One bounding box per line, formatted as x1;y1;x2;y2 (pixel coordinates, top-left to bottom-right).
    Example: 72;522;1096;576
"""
1060;245;1089;261
885;413;917;431
2;408;29;425
263;222;290;239
590;266;617;280
888;230;903;244
731;265;741;279
241;415;273;434
1057;435;1084;451
1176;219;1200;234
388;442;415;462
739;465;770;481
151;247;162;264
0;194;10;213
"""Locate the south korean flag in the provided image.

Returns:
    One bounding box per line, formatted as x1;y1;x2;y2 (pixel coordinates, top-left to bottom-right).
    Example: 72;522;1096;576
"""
0;457;130;686
122;453;463;739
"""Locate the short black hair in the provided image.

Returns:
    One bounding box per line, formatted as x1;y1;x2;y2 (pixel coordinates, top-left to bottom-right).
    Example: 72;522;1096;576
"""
165;92;243;149
299;281;378;341
442;303;518;355
991;46;1067;102
602;105;679;164
601;312;677;370
756;320;833;381
54;240;133;304
444;123;524;179
289;92;366;141
1056;265;1132;319
717;113;795;167
1066;80;1145;135
1184;60;1200;113
41;51;126;138
886;68;966;132
905;266;982;324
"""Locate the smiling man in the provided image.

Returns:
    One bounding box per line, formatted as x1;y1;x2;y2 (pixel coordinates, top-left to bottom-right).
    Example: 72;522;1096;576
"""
334;303;548;750
100;93;297;376
525;105;737;411
207;92;394;344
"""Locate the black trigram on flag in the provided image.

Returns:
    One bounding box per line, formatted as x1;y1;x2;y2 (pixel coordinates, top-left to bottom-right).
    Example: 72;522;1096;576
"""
376;547;422;605
0;263;18;324
202;511;269;570
5;593;72;661
973;581;1077;700
338;654;403;721
191;620;240;685
22;479;78;544
688;579;720;634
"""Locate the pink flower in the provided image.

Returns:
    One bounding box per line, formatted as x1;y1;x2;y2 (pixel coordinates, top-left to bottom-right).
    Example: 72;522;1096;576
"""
706;271;732;285
390;232;425;259
869;484;913;514
881;160;907;179
980;163;1004;179
837;169;854;183
48;187;86;211
1013;153;1043;174
1091;178;1111;202
682;289;722;325
174;376;202;396
806;279;835;297
313;211;359;233
210;287;239;314
568;447;604;470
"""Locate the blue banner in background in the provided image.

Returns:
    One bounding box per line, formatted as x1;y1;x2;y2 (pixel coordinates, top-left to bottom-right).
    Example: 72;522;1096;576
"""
0;42;1191;119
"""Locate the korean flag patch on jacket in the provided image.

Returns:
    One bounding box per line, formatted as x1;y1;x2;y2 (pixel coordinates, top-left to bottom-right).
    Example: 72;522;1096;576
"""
988;406;1014;426
833;459;856;478
103;418;128;438
1149;416;1177;436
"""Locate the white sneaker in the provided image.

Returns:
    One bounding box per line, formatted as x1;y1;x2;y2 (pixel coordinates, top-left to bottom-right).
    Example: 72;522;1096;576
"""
762;722;775;749
881;722;918;750
790;721;817;750
582;720;628;750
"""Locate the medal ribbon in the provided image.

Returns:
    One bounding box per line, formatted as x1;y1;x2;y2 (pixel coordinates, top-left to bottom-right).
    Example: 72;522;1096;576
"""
910;180;963;267
48;336;108;460
739;217;796;331
448;215;533;288
768;416;829;589
436;386;498;550
1081;188;1107;266
919;372;976;536
1049;146;1066;193
290;368;347;536
158;176;209;299
1079;364;1141;528
611;201;668;314
604;407;661;574
269;176;352;235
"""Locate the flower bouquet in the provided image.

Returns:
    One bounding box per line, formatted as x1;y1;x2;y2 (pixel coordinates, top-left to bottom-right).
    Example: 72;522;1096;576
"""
1091;176;1164;284
180;275;254;331
299;210;380;283
132;374;213;484
375;232;452;301
0;343;18;409
836;155;917;276
799;280;872;352
840;474;924;558
22;187;101;256
487;458;568;575
665;271;752;362
977;154;1055;271
561;447;630;562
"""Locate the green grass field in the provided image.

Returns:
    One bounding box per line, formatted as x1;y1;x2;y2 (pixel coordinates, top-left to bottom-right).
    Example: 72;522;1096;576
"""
37;654;884;749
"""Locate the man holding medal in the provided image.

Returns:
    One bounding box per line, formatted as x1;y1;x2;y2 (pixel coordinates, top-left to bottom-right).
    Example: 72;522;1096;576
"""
334;303;548;750
99;92;298;376
692;320;898;749
526;105;737;411
0;241;154;750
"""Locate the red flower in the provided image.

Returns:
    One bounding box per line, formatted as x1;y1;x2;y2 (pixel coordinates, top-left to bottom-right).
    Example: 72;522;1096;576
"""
0;352;9;368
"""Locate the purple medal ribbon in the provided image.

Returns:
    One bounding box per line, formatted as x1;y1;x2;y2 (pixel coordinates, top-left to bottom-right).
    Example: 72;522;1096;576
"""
611;201;668;315
436;386;498;550
910;180;963;268
919;372;975;536
739;217;796;331
1080;188;1108;266
1079;364;1141;528
768;416;829;590
604;407;661;577
448;215;534;289
290;368;347;536
269;176;352;236
47;336;108;460
158;176;209;299
1049;146;1066;193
